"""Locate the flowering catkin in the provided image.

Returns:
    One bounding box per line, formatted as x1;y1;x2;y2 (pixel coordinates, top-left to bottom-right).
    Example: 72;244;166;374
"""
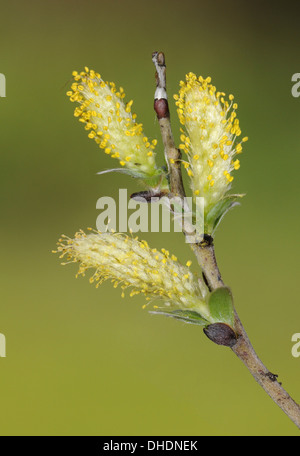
67;68;160;178
174;72;248;212
55;230;210;320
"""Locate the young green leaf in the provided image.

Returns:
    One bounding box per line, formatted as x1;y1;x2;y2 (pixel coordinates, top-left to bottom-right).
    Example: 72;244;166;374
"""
208;287;235;327
205;194;245;234
149;310;210;326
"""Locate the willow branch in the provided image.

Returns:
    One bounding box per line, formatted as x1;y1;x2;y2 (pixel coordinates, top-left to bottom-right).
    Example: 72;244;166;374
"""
152;50;300;430
152;51;185;198
152;51;224;290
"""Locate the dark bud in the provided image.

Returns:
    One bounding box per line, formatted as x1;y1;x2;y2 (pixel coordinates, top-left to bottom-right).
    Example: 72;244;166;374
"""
203;323;237;347
154;98;169;119
265;372;279;382
130;189;168;203
198;233;214;247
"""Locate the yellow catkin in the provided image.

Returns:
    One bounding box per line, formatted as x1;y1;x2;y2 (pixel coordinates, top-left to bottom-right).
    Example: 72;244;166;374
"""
55;230;210;319
174;72;248;213
68;68;159;177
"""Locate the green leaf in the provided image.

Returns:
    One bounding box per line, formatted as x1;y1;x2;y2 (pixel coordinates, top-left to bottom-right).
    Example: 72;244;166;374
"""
149;309;209;326
97;168;151;179
97;167;169;190
208;287;235;327
205;194;245;235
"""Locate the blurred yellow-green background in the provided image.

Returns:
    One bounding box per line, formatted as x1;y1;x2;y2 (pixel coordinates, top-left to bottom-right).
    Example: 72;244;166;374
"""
0;0;299;436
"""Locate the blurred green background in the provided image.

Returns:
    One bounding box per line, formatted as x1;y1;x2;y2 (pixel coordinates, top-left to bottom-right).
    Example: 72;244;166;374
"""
0;0;299;436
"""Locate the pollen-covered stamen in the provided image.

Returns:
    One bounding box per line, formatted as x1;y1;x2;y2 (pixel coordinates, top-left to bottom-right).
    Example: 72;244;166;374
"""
67;68;159;176
55;230;210;319
174;73;248;211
